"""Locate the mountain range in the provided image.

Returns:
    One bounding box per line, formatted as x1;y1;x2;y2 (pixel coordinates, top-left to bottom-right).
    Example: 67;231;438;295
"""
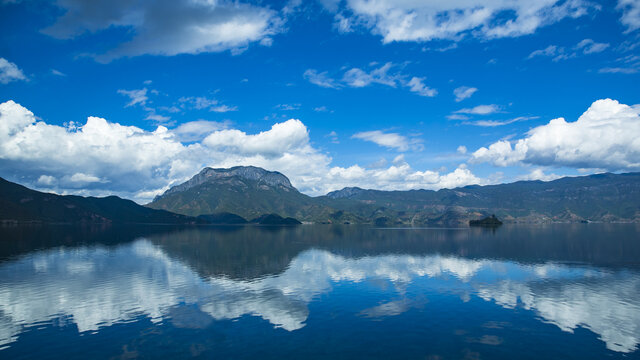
148;166;640;226
2;166;639;225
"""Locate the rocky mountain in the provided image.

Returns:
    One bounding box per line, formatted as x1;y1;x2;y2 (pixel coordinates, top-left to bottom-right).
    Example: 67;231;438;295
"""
147;166;357;223
0;177;197;224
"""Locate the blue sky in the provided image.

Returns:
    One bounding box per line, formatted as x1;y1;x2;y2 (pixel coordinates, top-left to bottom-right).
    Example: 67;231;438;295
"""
1;0;639;202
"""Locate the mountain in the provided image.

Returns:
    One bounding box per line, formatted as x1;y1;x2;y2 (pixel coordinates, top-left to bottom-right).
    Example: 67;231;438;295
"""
147;166;355;222
319;172;640;225
0;177;197;224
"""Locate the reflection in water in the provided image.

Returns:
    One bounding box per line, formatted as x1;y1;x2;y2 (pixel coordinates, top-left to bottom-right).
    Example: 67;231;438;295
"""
0;225;639;354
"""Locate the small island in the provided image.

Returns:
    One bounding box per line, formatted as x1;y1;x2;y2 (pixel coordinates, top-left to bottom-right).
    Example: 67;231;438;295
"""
469;214;503;227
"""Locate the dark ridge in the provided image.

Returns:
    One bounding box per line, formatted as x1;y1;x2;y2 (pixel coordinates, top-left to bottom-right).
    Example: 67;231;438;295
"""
197;212;248;224
251;214;302;225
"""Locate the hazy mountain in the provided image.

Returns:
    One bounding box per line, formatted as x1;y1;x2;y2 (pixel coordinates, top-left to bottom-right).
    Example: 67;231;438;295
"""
0;177;197;224
147;166;357;223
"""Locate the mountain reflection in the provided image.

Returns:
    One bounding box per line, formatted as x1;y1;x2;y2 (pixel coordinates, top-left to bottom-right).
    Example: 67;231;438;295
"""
0;225;639;353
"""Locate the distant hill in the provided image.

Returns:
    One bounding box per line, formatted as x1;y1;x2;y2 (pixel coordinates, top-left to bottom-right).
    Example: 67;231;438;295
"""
0;177;197;224
319;172;640;225
147;166;357;223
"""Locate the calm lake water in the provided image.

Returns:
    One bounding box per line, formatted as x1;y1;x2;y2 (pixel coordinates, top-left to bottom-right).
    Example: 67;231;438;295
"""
0;224;639;359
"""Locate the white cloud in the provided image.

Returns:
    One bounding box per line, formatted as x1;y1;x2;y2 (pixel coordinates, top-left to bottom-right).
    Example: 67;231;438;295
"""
303;69;341;89
455;104;501;115
210;105;238;113
325;162;481;194
179;96;217;110
275;104;301;111
0;100;482;202
145;113;171;123
516;168;561;181
599;67;638;74
306;63;437;97
0;58;26;84
69;173;102;183
453;86;478;102
171;120;230;142
178;96;237;113
37;175;56;186
118;88;148;107
329;0;592;43
465;116;539;127
457;145;467;154
575;38;609;54
471;98;640;171
51;69;66;77
407;77;437;97
352;130;411;151
447;114;470;121
202;119;310;157
599;54;640;74
342;62;399;88
528;39;610;62
617;0;640;33
41;0;282;62
527;45;570;61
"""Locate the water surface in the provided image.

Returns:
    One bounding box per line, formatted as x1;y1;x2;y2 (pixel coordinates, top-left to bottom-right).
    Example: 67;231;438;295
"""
0;224;639;359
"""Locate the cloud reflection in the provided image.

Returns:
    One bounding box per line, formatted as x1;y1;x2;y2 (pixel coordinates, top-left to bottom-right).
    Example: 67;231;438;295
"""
0;239;638;353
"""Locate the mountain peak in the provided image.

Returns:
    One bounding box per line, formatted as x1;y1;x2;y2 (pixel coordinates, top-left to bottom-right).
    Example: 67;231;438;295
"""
157;166;294;200
326;187;365;199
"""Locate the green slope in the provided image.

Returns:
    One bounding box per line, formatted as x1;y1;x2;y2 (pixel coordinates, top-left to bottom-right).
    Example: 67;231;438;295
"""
319;172;640;224
0;177;196;224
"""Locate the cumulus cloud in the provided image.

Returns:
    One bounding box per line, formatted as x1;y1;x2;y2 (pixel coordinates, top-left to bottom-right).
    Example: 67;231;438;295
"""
516;168;562;181
0;58;26;84
0;100;479;201
306;63;437;97
453;86;478;102
325;163;481;192
324;0;592;43
41;0;282;62
471;99;640;171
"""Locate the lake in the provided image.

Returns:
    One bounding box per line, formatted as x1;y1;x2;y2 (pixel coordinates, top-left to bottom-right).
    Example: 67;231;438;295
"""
0;224;639;359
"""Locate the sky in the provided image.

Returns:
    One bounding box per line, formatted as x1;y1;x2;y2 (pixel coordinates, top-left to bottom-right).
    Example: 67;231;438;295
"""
0;0;639;203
